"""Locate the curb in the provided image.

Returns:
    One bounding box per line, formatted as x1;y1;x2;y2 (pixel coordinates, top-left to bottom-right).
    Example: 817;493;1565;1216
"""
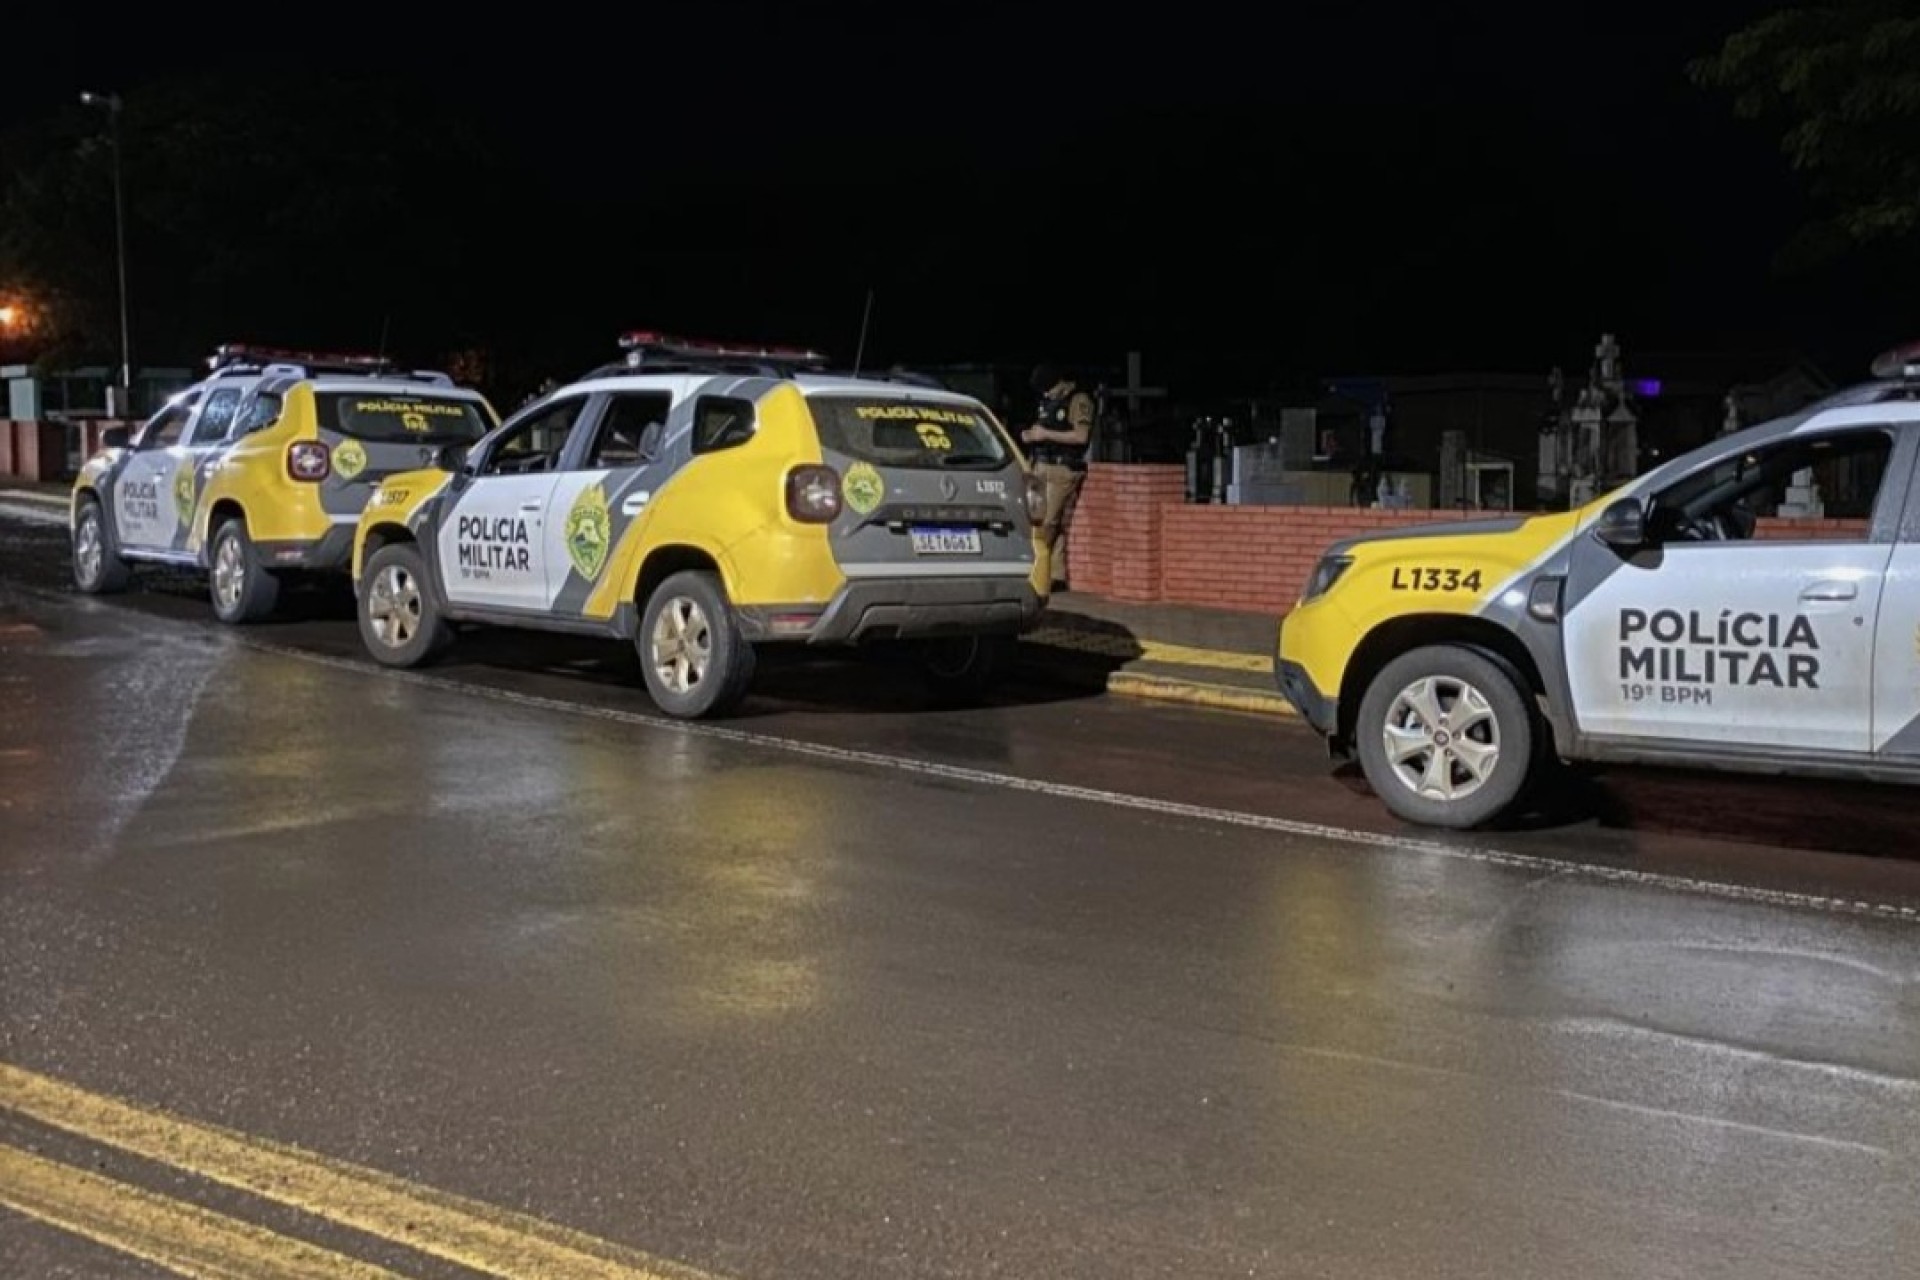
1105;671;1297;718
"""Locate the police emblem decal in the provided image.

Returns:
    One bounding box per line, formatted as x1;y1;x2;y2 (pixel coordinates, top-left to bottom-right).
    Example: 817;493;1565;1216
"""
843;462;885;515
565;482;612;581
334;439;368;481
171;460;197;527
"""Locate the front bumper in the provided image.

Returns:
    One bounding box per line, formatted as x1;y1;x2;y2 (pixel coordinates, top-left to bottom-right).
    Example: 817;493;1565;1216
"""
740;576;1043;645
254;525;355;573
1274;657;1339;738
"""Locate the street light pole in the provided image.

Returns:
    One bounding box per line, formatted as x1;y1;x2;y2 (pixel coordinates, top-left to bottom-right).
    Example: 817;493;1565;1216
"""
80;90;131;417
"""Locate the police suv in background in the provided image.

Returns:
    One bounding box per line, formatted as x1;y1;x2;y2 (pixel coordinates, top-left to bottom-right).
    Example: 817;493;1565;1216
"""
1277;340;1920;829
352;332;1047;718
71;345;497;623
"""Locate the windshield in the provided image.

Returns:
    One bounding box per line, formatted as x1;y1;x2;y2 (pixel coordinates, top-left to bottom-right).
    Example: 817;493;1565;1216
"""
807;396;1011;470
316;392;492;444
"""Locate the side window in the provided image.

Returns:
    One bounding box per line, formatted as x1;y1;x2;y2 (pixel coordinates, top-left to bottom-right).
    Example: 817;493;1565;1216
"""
235;392;285;437
188;387;244;446
137;394;200;450
692;396;756;455
480;398;589;476
585;392;673;469
1648;428;1893;545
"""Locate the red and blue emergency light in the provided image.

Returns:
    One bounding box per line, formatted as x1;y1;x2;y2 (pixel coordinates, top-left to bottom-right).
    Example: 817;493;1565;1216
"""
617;331;829;368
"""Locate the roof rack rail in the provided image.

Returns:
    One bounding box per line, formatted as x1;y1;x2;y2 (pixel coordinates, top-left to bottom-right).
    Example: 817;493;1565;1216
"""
817;367;950;390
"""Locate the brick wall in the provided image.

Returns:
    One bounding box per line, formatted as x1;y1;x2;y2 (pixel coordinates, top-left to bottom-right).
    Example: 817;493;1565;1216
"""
1060;464;1884;615
1159;505;1454;612
1753;517;1872;541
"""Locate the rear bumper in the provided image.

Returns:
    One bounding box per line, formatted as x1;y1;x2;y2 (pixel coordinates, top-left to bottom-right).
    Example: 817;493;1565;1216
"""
741;576;1043;645
1274;657;1339;738
254;525;354;572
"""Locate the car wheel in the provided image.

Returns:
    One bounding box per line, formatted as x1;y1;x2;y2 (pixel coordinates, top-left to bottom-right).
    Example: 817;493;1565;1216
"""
358;542;451;668
72;496;131;594
209;518;281;624
918;633;1015;706
637;570;755;719
1355;644;1537;830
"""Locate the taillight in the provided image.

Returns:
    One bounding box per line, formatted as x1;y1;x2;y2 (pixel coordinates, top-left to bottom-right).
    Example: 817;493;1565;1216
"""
286;440;331;482
785;465;841;523
1024;471;1047;526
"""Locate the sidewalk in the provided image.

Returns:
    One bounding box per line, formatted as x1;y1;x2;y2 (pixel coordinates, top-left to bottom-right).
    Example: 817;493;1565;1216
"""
1021;591;1289;717
0;478;1290;717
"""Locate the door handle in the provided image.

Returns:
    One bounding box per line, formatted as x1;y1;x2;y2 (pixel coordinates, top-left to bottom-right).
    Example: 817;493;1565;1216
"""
518;500;543;512
1800;580;1857;602
621;492;651;516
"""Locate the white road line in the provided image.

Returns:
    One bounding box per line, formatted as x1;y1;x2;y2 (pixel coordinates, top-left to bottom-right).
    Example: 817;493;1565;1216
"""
228;636;1920;927
1;562;1911;926
0;502;68;527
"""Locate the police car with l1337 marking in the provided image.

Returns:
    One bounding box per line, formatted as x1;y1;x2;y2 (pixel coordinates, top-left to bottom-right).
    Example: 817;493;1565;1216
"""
1276;339;1920;829
350;332;1049;719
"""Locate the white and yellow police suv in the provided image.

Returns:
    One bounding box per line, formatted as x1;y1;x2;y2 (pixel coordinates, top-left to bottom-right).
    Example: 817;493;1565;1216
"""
71;344;498;623
1277;341;1920;829
351;332;1047;718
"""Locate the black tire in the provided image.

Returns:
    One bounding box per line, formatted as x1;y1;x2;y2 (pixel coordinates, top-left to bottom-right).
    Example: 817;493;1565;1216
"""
357;541;452;668
636;570;755;719
1354;644;1537;830
918;633;1016;706
208;518;282;624
72;495;131;594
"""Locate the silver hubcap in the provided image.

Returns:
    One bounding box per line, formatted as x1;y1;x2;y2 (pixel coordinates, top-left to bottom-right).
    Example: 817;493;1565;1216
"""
75;513;103;584
650;596;712;694
367;563;424;648
1382;675;1501;803
213;534;245;609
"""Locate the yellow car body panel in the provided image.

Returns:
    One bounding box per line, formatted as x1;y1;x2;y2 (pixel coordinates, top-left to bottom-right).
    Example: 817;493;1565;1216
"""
1278;505;1599;711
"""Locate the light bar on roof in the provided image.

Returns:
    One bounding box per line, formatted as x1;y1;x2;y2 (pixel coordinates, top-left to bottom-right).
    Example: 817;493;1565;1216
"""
1870;340;1920;381
617;330;829;365
210;342;391;371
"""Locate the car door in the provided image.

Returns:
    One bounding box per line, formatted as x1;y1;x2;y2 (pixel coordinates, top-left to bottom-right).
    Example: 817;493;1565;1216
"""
541;388;677;620
109;390;203;555
1560;424;1903;756
1868;434;1920;759
170;382;251;555
435;396;592;612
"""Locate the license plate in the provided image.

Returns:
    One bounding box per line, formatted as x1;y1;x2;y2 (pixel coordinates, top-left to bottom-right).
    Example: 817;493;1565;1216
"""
909;526;980;555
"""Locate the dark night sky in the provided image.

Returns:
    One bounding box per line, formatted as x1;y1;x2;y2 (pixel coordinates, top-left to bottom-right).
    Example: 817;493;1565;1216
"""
3;3;1908;396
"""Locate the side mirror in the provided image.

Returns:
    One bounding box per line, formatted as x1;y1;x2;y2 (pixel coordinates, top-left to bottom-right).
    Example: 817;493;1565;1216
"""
1594;497;1647;549
101;425;130;450
433;443;470;473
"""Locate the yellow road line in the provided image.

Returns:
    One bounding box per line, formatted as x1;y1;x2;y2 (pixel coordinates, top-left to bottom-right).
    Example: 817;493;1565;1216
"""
1026;626;1273;673
0;1063;727;1280
1107;671;1296;717
1136;638;1273;673
0;1143;401;1280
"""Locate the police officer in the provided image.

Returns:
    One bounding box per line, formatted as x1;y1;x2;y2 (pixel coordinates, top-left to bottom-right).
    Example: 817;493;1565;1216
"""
1021;364;1095;590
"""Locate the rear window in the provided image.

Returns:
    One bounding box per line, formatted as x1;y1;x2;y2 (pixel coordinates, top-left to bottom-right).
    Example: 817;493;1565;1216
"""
316;392;492;444
807;396;1010;470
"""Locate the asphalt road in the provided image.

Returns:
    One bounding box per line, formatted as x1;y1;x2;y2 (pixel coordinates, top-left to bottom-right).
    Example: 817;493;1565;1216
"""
2;512;1918;1279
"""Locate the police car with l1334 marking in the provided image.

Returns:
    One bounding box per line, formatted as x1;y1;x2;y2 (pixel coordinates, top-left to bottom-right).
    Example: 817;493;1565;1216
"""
1276;339;1920;829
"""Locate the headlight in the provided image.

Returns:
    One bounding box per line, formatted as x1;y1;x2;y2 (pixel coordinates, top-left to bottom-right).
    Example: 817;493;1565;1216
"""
1302;554;1353;602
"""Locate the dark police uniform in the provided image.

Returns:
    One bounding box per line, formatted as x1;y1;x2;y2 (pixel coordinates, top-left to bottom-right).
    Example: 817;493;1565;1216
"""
1027;377;1095;587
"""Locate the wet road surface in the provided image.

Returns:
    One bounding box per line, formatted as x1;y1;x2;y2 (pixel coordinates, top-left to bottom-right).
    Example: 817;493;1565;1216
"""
2;514;1919;1278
